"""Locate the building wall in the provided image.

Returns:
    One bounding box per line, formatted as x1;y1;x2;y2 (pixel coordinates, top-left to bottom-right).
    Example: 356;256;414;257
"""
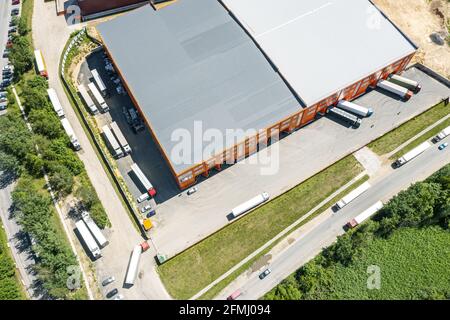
78;0;149;16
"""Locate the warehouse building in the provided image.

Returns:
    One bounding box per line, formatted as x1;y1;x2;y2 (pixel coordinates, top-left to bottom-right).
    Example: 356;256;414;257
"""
97;0;417;189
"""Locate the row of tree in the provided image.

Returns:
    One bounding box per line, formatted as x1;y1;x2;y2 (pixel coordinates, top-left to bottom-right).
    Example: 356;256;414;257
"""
0;229;23;299
265;164;450;300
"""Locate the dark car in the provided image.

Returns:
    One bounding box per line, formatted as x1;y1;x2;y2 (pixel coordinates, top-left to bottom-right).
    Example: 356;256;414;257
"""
101;276;115;287
106;288;119;299
12;0;21;5
259;268;271;280
11;8;20;16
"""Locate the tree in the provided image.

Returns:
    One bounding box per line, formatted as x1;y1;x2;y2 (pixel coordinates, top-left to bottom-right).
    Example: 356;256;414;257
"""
0;151;22;176
28;109;63;139
18;16;29;36
9;36;33;75
21;88;50;113
24;154;44;177
48;165;74;197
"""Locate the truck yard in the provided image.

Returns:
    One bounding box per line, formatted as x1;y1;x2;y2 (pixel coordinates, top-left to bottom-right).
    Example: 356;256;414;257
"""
76;50;450;258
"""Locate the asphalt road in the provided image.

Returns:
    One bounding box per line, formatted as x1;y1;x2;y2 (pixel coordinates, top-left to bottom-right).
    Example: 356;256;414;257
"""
227;139;450;300
0;0;11;73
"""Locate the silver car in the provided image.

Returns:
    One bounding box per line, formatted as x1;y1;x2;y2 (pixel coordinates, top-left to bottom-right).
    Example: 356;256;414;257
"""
101;276;115;287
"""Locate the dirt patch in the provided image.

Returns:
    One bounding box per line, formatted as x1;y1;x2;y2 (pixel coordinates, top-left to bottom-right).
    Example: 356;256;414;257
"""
373;0;450;78
249;254;272;273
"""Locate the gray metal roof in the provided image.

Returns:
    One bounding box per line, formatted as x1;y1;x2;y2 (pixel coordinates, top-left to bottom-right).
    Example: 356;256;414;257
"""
97;0;301;174
222;0;418;106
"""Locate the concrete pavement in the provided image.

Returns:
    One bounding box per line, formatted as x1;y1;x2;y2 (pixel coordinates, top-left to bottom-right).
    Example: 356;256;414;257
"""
216;138;450;300
32;1;170;299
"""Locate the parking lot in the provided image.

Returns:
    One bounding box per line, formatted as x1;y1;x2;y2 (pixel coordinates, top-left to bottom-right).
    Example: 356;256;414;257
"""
77;50;450;258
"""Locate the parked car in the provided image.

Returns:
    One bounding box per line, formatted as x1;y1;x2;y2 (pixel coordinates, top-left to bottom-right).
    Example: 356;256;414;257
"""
140;205;152;214
3;50;10;58
227;289;242;300
259;268;271;280
113;294;124;300
6;41;13;48
0;97;7;103
106;288;118;299
101;276;115;287
12;0;21;5
0;102;7;111
187;186;198;195
439;142;448;150
146;210;156;218
11;8;20;16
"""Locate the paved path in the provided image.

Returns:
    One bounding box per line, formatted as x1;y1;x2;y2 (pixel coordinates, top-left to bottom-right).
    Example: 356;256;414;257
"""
216;138;450;300
32;1;170;299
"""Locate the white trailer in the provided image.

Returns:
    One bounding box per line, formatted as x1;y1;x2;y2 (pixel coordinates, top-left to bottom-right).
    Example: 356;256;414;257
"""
395;141;431;167
75;220;101;259
231;192;270;219
61;118;81;151
337;100;373;117
91;69;107;97
347;201;383;229
131;163;156;197
328;107;362;128
77;84;98;115
124;245;141;286
377;80;413;101
110;121;132;154
102;125;123;158
81;211;108;248
47;88;65;118
34;49;48;78
335;181;371;210
435;126;450;142
88;82;109;112
388;74;421;93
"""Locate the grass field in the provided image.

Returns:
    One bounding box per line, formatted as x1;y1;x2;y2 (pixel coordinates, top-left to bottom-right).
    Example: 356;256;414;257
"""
199;174;370;300
158;155;364;299
368;101;450;155
321;227;450;300
0;222;26;300
391;117;450;160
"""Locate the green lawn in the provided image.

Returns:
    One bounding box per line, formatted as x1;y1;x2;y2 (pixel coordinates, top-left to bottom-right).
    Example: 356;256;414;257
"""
391;117;450;160
0;222;27;300
158;155;364;299
199;174;370;300
322;227;450;300
368;102;450;155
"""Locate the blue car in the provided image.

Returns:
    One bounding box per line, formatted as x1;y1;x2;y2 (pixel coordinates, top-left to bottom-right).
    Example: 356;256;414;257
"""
438;143;448;150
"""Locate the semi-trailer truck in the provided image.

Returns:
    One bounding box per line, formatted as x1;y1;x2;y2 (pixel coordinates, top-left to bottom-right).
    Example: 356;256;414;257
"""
81;211;108;248
435;126;450;142
387;74;421;93
131;163;156;197
77;84;99;115
75;220;101;259
337;100;373;117
91;69;108;97
327;107;362;128
377;80;413;101
47;88;65;118
231;192;270;219
335;181;371;210
110;121;132;154
395;141;431;167
88;82;109;112
102;125;124;158
124;245;141;286
34;49;48;79
347;201;383;229
61;118;81;151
